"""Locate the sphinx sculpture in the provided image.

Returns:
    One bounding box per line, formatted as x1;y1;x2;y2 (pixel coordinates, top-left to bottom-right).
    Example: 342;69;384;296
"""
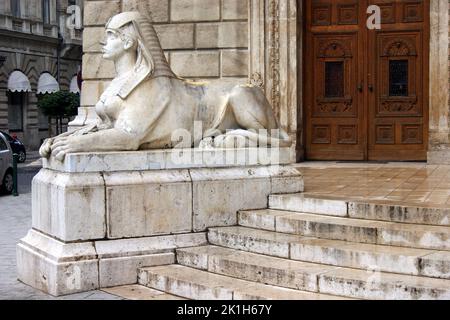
40;11;291;161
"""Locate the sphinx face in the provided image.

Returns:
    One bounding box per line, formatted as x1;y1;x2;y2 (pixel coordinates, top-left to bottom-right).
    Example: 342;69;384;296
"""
102;30;127;61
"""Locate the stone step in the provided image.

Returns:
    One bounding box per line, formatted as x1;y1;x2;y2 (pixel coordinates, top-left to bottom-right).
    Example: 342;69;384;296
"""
138;265;347;300
176;245;450;300
239;210;450;251
269;194;450;226
208;226;450;279
102;284;186;300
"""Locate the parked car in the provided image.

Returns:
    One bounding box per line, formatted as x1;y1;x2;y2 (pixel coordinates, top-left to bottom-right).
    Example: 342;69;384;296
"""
0;132;13;195
0;131;26;163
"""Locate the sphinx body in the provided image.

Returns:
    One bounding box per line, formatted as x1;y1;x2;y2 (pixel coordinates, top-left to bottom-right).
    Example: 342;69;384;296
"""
40;11;291;161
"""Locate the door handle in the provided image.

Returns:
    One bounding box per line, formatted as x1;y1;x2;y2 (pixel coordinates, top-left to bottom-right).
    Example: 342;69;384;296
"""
357;82;363;93
368;84;374;92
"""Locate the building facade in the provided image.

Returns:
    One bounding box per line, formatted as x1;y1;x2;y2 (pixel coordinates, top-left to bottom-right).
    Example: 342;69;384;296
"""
0;0;83;151
76;0;450;164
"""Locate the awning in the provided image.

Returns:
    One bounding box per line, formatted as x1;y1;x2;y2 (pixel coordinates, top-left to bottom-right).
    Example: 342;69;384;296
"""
7;70;32;92
37;73;60;94
69;75;80;94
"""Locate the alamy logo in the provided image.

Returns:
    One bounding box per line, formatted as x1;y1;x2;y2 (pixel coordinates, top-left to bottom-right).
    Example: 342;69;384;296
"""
67;5;82;30
367;5;381;30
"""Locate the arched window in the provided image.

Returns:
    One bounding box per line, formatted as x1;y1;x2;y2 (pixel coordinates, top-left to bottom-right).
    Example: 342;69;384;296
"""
7;70;31;132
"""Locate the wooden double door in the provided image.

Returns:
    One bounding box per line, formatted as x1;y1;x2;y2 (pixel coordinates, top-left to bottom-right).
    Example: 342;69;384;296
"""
304;0;429;161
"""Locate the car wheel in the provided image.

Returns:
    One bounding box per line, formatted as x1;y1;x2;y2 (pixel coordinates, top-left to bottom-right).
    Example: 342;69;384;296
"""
1;171;13;195
18;151;26;163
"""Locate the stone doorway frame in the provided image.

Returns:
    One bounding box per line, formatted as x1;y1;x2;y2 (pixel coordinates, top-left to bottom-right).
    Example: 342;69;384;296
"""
248;0;449;163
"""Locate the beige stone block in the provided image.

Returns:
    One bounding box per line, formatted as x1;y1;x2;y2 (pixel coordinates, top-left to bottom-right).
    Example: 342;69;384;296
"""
319;268;450;300
171;0;220;22
420;252;450;279
83;27;105;53
122;0;169;23
238;209;292;232
377;224;450;250
103;285;186;300
275;212;379;244
31;169;107;242
99;253;175;288
95;233;208;259
222;0;249;20
290;238;431;276
191;167;271;231
84;0;121;27
269;194;348;217
104;170;193;239
17;230;99;296
348;201;450;226
80;80;111;107
196;22;248;48
82;53;116;80
154;24;194;50
170;51;219;78
222;50;248;77
139;265;241;300
208;226;302;259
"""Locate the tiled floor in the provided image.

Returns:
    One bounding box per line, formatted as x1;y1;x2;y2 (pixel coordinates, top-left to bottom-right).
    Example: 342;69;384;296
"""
295;162;450;207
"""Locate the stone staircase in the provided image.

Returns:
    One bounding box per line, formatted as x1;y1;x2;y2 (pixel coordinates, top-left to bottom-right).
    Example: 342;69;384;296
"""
126;194;450;300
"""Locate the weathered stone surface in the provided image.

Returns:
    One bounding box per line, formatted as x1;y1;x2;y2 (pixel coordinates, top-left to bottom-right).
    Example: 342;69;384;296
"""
99;253;175;288
196;22;248;48
319;268;450;300
83;27;105;53
82;53;116;80
420;251;450;279
102;285;185;300
43;148;293;173
177;246;335;292
269;194;348;217
122;0;169;23
209;226;449;278
377;223;450;251
242;210;380;244
240;209;450;251
290;238;431;276
208;226;303;258
95;233;208;259
269;166;304;194
222;50;249;77
17;230;99;296
238;209;292;232
84;1;121;26
170;0;220;22
191;167;271;231
170;51;220;77
80;80;111;107
104;170;193;239
139;265;236;300
32;169;106;242
154;24;194;50
222;0;249;20
348;202;450;226
139;265;345;300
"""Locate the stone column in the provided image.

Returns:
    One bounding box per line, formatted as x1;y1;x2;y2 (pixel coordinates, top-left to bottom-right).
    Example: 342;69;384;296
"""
428;0;450;164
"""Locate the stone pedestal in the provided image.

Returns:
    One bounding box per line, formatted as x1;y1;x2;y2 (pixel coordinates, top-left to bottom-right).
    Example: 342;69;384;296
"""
17;148;303;296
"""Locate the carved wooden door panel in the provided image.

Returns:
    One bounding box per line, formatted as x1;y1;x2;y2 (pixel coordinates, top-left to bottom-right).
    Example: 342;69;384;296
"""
367;0;429;161
305;0;367;160
304;0;429;161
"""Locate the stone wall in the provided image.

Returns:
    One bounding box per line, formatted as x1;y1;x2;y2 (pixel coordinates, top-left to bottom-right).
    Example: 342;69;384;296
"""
79;0;250;127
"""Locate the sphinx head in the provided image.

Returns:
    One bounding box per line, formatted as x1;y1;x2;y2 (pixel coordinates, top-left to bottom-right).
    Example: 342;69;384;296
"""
101;11;175;78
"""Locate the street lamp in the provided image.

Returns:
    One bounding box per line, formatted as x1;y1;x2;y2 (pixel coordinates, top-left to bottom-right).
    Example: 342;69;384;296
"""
0;56;6;67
